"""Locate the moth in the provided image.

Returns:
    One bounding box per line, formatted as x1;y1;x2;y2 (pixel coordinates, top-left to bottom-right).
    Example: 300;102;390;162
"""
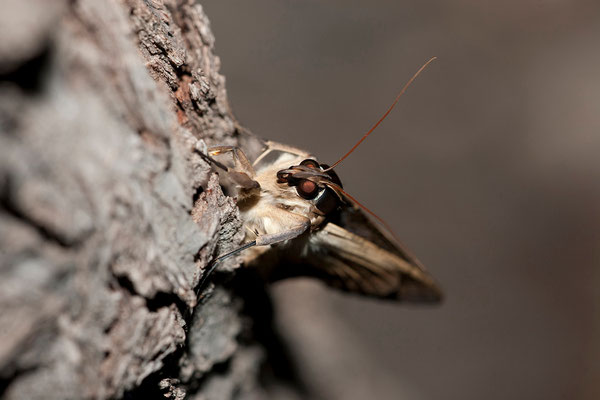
198;58;442;302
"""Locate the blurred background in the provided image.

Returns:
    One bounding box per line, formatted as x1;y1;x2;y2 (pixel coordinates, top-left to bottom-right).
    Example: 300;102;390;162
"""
203;1;599;399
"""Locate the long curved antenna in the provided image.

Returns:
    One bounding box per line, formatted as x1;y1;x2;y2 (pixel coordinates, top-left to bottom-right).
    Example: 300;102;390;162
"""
323;56;437;172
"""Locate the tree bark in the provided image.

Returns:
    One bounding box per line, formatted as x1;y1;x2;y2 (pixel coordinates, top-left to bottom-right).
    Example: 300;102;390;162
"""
0;0;270;398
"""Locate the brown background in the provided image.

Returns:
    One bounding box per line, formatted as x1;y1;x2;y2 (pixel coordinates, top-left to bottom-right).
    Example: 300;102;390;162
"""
203;1;599;399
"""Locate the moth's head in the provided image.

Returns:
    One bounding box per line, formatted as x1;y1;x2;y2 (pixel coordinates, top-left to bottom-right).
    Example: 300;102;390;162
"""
276;159;344;215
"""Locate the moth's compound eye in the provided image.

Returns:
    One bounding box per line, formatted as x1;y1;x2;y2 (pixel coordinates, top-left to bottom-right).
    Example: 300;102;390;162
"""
300;159;320;169
315;187;340;215
297;179;319;200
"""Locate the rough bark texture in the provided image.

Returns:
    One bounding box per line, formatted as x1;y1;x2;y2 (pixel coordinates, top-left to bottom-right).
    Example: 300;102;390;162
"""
0;0;270;398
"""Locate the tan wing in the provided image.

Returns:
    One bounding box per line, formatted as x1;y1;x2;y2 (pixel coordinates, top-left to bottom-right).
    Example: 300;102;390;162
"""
258;219;442;302
303;223;442;301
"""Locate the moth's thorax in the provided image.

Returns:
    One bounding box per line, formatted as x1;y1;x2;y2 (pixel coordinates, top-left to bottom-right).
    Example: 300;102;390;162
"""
237;155;326;243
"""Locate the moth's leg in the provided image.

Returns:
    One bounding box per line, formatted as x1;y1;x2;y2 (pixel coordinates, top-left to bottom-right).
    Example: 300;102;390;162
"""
195;143;259;190
211;211;310;266
212;211;310;265
196;211;311;293
207;146;255;178
196;240;257;294
254;221;310;246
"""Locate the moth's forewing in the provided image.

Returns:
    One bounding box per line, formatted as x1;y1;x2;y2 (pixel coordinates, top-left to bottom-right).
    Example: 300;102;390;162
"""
244;141;442;302
323;207;441;302
250;217;441;302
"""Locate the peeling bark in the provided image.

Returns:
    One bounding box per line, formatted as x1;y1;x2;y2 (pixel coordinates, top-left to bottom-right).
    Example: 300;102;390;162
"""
0;0;270;398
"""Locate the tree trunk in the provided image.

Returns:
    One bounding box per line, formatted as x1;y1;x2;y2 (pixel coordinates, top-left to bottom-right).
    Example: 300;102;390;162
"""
0;0;273;398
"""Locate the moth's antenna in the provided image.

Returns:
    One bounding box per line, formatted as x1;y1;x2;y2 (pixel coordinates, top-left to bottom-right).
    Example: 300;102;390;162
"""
323;56;437;172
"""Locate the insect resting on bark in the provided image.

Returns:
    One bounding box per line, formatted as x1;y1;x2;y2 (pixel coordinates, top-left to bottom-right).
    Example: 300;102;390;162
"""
196;57;442;302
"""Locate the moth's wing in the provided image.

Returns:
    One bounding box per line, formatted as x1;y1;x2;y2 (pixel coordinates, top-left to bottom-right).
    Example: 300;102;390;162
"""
332;204;428;270
265;206;442;302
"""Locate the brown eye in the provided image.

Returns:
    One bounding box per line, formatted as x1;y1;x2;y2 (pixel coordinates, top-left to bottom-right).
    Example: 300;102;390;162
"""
297;179;319;199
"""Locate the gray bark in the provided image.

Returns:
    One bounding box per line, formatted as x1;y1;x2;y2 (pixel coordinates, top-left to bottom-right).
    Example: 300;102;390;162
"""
0;0;270;398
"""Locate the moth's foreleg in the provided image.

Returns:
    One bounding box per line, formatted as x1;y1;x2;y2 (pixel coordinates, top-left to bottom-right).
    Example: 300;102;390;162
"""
254;220;310;246
213;216;309;263
196;240;258;294
195;144;259;190
207;146;255;178
211;212;310;265
196;212;310;294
